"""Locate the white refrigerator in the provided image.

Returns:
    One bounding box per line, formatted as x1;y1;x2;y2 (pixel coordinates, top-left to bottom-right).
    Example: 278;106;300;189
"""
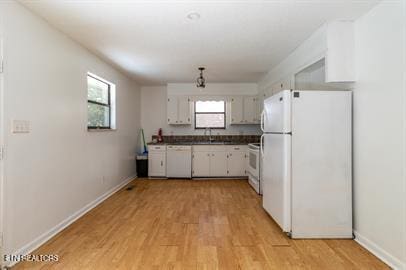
260;90;352;238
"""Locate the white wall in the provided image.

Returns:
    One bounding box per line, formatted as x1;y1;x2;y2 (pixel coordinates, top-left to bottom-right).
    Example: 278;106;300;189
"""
258;24;328;94
258;1;406;268
140;84;261;141
0;1;141;258
352;1;406;269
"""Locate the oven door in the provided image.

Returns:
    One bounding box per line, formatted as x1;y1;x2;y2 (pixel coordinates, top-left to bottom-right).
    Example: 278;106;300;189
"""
248;148;260;179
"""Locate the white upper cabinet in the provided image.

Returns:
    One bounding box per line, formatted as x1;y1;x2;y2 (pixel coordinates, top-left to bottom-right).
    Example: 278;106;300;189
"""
167;96;178;124
177;96;191;124
230;96;260;125
167;95;191;125
243;96;257;124
271;76;293;94
230;96;244;124
257;94;265;120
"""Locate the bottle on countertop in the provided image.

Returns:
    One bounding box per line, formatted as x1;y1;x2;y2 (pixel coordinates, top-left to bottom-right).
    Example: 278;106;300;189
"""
157;128;163;143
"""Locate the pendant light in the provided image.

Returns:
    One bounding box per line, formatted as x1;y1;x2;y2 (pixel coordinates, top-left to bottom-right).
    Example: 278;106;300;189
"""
196;67;206;88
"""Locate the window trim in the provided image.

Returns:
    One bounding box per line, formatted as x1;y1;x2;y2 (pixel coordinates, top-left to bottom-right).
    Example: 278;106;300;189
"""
87;74;112;130
194;101;226;130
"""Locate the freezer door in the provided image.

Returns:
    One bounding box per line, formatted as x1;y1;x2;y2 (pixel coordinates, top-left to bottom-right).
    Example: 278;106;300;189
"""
291;90;352;238
262;134;291;232
263;90;291;133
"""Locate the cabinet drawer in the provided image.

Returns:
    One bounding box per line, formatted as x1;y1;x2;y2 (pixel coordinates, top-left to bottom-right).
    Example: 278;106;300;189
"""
209;145;227;152
193;145;226;152
226;145;248;152
148;145;166;152
193;145;211;152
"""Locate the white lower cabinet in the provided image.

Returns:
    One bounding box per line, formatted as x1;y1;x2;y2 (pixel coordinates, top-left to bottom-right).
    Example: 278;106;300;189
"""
191;151;211;177
210;152;228;177
192;145;247;177
148;145;166;177
227;151;247;176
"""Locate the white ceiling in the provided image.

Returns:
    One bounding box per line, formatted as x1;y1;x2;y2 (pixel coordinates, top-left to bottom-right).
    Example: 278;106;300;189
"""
21;0;378;85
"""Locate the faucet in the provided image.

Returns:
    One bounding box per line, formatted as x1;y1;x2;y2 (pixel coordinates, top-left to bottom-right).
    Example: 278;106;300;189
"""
205;128;214;142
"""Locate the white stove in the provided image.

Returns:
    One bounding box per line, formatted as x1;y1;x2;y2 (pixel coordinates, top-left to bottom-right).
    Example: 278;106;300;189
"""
248;143;261;194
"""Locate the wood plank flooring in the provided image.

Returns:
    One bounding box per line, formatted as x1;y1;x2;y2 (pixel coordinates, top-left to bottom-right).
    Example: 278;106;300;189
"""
12;179;389;270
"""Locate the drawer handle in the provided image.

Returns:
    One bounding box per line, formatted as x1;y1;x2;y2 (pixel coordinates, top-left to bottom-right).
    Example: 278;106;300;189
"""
161;161;163;166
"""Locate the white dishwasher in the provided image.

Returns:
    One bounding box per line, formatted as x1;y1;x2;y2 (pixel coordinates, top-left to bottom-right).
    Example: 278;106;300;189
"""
166;145;192;178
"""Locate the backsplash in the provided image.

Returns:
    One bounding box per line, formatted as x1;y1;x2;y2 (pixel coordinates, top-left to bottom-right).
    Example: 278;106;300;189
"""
151;135;260;144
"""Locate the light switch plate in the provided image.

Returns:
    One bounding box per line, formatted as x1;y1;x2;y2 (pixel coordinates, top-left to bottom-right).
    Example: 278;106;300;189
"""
12;120;30;133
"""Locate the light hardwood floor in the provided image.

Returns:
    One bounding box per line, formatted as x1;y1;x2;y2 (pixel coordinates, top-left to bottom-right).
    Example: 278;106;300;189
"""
13;179;388;270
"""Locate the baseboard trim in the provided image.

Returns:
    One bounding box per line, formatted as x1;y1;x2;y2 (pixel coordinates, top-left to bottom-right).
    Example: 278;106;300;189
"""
6;174;137;268
354;230;406;270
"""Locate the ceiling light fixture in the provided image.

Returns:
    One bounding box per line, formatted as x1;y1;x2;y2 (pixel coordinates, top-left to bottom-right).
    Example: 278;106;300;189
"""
186;12;200;21
196;67;206;88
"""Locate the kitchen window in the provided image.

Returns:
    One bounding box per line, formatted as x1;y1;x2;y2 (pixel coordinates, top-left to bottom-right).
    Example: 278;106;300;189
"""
195;100;226;129
87;73;116;130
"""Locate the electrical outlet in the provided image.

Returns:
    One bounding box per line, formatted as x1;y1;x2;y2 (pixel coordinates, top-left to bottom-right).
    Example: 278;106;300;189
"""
12;120;30;133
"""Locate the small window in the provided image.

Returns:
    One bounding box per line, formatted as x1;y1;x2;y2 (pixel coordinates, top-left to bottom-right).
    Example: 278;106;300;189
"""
195;100;226;129
87;74;115;130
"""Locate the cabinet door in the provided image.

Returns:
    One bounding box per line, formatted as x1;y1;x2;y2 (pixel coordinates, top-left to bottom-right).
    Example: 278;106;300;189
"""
255;96;262;124
192;151;211;177
227;151;247;176
167;95;178;124
264;87;273;99
230;96;244;124
210;152;228;177
149;152;166;177
280;76;292;90
243;96;256;124
178;96;191;124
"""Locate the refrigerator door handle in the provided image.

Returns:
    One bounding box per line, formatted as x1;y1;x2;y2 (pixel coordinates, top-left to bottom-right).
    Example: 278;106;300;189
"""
260;110;265;132
260;134;265;156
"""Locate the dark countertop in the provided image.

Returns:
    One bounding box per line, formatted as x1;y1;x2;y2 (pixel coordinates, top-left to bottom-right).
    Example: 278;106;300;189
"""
147;141;251;146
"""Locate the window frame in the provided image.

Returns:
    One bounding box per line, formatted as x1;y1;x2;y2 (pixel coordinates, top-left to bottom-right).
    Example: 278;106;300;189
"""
87;74;112;130
194;100;226;130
